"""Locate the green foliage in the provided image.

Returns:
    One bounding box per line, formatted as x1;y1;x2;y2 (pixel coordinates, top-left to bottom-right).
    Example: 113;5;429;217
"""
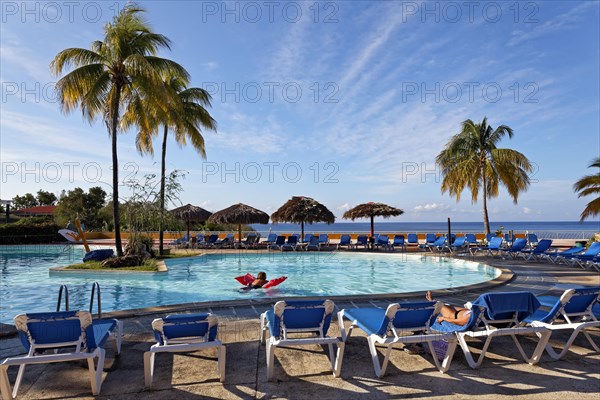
573;157;600;222
66;259;157;271
0;222;64;244
36;190;57;205
55;187;108;230
12;193;38;209
14;216;53;225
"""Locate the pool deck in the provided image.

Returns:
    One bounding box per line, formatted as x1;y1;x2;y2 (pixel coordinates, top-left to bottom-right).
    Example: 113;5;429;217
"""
0;252;599;399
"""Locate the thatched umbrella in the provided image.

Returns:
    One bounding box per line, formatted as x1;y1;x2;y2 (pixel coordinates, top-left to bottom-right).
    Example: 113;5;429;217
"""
170;204;212;237
207;203;270;245
343;202;404;237
271;196;335;241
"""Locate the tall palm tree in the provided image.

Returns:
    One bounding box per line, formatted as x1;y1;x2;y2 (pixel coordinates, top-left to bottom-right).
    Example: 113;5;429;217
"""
436;117;533;234
573;157;600;221
50;4;189;256
125;76;217;255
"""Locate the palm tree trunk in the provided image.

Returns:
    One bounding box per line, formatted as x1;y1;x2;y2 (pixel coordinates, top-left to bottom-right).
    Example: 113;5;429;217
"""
111;86;123;257
159;125;168;256
482;170;491;234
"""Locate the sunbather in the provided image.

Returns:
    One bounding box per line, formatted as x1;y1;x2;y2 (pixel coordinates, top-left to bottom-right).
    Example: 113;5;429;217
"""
426;291;471;326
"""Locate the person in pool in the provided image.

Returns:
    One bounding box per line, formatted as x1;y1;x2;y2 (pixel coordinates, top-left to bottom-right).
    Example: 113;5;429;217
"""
250;271;268;289
427;291;471;326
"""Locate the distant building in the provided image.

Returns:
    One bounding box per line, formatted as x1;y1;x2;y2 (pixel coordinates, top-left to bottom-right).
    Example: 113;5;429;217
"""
14;206;56;217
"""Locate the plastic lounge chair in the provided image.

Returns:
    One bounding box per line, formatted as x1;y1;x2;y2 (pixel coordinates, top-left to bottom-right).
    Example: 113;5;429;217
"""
355;235;369;249
561;242;600;268
473;237;503;256
541;246;584;264
420;234;437;250
262;233;277;246
337;234;353;250
337;301;457;377
485;233;496;243
374;235;390;251
318;234;330;249
430;292;551;369
269;235;286;251
281;235;298;251
519;239;553;261
500;238;528;259
526;233;539;249
524;287;600;360
305;235;320;251
446;236;468;254
407;233;419;247
144;313;225;387
465;234;478;246
427;236;446;252
239;234;257;249
0;311;123;398
202;234;219;248
214;233;234;248
390;235;406;251
259;300;345;381
504;233;515;247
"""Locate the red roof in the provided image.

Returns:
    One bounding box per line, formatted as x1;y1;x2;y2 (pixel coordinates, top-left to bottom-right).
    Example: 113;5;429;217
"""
14;205;56;215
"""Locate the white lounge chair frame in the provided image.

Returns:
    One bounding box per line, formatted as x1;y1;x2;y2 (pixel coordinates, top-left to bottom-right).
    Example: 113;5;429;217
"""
0;311;122;399
144;314;225;387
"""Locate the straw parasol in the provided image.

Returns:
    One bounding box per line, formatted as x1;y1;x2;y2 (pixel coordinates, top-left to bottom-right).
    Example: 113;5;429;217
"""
342;202;404;237
207;203;270;245
271;196;335;241
170;204;212;237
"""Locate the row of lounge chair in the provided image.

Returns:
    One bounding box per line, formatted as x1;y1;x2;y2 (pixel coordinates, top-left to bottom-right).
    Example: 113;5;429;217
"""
2;287;598;398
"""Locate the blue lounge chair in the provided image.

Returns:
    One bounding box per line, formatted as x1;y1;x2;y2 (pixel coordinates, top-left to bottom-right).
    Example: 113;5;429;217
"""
239;234;258;249
305;235;320;251
541;246;584;264
486;233;496;243
473;236;503;256
262;233;277;246
203;234;219;248
374;235;390;251
0;311;122;398
355;235;369;249
504;233;515;247
407;233;419;247
260;300;345;381
427;236;446;252
390;235;406;251
318;234;330;249
420;233;437;250
465;233;478;244
500;238;528;259
337;301;456;376
302;233;314;244
562;242;600;268
526;233;539;249
524;287;600;360
431;292;551;369
446;236;468;254
519;239;553;261
337;234;353;250
281;235;298;251
215;233;234;248
144;313;225;386
269;235;286;250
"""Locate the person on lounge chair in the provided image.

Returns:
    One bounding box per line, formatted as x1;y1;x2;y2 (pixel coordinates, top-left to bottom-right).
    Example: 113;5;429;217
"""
250;271;268;289
426;291;471;326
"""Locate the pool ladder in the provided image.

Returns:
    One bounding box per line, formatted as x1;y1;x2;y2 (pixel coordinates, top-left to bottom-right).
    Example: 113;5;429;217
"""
55;282;102;318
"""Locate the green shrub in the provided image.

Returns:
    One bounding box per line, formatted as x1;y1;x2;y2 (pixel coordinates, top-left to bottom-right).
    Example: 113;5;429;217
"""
0;222;66;244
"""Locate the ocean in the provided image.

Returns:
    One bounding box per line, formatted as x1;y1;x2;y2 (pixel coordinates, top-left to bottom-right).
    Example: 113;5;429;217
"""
251;221;600;239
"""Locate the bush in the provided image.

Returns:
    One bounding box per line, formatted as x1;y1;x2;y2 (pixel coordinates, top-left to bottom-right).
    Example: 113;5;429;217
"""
0;222;66;244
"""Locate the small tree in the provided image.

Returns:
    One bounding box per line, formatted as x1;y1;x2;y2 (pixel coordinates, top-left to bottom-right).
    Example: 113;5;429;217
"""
12;194;38;209
55;187;108;229
36;190;57;205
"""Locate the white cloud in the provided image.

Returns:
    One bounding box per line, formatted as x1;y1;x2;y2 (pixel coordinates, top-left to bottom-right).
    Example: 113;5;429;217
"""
523;207;532;215
414;203;450;212
337;203;350;212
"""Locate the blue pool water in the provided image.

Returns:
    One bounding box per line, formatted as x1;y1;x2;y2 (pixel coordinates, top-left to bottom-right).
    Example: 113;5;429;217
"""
0;245;500;324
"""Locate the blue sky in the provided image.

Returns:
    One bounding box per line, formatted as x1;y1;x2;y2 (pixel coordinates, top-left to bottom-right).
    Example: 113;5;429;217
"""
1;1;599;223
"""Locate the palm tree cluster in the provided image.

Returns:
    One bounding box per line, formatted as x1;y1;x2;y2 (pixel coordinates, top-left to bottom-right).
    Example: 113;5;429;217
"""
573;157;600;221
436;117;533;234
51;4;216;256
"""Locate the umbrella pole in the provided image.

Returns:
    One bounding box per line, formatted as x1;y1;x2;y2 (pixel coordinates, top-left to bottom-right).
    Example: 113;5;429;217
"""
448;217;451;245
301;221;304;242
238;224;242;246
370;216;374;237
187;221;190;238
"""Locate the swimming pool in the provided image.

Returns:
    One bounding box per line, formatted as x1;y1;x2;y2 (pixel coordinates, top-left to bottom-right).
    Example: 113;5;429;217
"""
0;245;501;324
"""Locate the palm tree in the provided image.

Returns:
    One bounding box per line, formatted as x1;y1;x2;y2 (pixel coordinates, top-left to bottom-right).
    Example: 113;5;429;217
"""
50;4;188;256
573;157;600;221
436;117;533;234
126;76;217;255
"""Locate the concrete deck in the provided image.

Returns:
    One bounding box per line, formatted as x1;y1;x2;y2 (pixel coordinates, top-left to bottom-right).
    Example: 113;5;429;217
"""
1;255;599;399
